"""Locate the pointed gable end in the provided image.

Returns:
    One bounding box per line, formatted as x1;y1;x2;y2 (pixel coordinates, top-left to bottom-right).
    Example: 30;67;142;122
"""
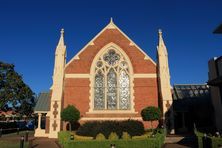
65;19;156;74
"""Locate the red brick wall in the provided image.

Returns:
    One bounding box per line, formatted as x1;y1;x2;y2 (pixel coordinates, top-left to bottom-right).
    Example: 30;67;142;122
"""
65;28;156;74
134;78;158;113
64;78;90;116
63;28;159;129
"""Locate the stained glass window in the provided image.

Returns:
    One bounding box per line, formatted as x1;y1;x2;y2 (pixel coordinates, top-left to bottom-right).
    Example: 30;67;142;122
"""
103;50;120;66
119;70;130;109
107;68;117;109
94;70;105;109
94;49;131;110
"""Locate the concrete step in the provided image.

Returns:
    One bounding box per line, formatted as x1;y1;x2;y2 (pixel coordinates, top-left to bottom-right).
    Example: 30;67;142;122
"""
165;136;185;143
164;135;197;148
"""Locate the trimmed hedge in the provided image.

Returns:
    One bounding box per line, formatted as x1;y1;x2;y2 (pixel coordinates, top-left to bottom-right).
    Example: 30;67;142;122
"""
211;137;222;148
74;134;93;141
58;131;71;145
76;120;144;138
122;132;131;140
58;130;165;148
108;132;118;140
96;133;106;140
195;130;222;148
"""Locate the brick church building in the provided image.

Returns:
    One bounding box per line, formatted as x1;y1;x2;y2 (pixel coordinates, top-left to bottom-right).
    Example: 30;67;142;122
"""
34;19;174;138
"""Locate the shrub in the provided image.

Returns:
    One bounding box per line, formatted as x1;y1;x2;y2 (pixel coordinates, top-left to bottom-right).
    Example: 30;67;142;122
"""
59;131;165;148
74;134;93;141
61;105;80;131
211;137;222;148
96;133;106;140
141;106;161;131
195;130;222;148
76;120;144;138
108;132;119;140
122;132;131;140
132;134;148;139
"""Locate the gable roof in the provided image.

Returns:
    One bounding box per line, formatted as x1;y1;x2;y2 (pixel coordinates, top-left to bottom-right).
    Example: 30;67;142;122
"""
34;92;50;112
65;19;156;68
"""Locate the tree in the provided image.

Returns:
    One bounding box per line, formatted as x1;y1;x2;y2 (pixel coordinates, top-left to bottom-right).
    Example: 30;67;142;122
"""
61;105;80;131
0;61;35;115
141;106;161;131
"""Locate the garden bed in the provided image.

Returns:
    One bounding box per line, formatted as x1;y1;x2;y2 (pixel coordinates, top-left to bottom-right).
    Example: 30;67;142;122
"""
58;130;165;148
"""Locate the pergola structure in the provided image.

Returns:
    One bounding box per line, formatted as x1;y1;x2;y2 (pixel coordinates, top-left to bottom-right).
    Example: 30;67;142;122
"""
172;84;212;133
34;92;50;137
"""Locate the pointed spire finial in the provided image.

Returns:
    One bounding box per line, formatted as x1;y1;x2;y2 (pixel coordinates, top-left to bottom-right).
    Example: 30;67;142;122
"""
158;29;162;36
110;17;113;23
107;17;116;29
60;28;64;36
157;28;168;55
57;28;65;46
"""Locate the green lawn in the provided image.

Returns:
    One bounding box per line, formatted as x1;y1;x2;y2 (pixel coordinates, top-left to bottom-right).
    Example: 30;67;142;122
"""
0;131;34;148
0;140;28;148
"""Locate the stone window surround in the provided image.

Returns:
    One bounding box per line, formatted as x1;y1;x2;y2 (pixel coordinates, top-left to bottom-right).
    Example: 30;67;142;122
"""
88;43;136;114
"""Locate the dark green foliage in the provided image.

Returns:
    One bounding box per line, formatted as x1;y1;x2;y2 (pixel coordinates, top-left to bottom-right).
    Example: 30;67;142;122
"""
76;120;144;138
61;105;80;130
141;106;161;130
61;105;80;122
141;106;161;121
0;61;35;115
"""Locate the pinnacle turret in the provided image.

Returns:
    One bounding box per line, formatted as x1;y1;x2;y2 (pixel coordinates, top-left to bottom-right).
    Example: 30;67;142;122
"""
57;28;65;46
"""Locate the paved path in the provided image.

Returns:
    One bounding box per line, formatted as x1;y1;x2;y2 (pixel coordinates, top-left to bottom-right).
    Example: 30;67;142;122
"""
0;131;60;148
31;137;60;148
163;135;197;148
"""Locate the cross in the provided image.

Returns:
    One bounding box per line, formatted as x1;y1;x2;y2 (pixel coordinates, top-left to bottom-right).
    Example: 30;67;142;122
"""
52;120;57;131
53;110;58;118
53;101;58;118
53;101;58;109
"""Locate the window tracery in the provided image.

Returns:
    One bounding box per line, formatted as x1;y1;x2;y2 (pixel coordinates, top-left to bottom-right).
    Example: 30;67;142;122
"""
94;49;130;110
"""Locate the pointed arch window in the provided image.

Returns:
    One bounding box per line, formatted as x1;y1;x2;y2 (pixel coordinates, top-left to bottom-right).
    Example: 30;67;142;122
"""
94;49;130;110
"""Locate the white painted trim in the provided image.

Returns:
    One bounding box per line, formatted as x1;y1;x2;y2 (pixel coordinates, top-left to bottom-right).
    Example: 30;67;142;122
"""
65;20;156;68
34;129;49;137
80;117;142;121
133;74;157;78
65;74;90;78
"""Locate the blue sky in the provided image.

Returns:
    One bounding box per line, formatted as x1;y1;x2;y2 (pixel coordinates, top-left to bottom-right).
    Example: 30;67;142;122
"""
0;0;222;94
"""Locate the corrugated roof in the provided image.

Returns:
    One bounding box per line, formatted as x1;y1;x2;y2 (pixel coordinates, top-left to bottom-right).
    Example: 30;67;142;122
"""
34;92;50;112
172;84;211;112
173;84;210;100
